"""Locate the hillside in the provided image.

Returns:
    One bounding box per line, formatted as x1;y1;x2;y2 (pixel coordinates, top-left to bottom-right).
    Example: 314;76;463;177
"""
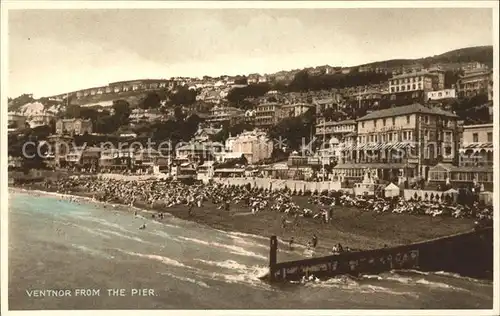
356;45;493;70
8;46;493;114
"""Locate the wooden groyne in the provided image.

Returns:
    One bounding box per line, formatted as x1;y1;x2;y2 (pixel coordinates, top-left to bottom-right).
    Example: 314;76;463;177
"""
262;227;493;282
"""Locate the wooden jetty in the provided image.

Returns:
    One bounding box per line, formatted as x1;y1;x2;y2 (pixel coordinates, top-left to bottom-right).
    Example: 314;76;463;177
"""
261;226;493;282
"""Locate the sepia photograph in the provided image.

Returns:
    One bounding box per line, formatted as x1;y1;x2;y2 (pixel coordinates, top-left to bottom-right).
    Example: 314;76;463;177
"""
1;1;498;314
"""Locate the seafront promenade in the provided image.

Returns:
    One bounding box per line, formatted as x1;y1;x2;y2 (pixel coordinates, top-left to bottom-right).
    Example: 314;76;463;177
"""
212;177;344;193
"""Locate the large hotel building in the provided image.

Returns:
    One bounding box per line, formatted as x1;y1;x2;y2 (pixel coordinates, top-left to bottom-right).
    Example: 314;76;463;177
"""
333;103;459;183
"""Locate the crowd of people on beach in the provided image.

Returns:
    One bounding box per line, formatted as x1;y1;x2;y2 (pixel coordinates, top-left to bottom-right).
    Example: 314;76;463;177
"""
35;176;493;224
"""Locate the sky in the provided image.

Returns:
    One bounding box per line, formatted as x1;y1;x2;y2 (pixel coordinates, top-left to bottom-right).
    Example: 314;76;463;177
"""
7;7;494;98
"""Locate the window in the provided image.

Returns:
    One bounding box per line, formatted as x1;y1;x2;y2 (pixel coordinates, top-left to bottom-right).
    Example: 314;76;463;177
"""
383;118;386;126
487;132;493;142
412;84;416;90
410;77;414;82
374;120;377;128
424;116;429;124
396;86;400;92
402;86;406;91
388;134;393;141
392;117;396;125
407;85;411;90
391;87;395;92
406;115;410;124
445;146;452;156
361;122;365;128
424;130;429;139
473;133;479;143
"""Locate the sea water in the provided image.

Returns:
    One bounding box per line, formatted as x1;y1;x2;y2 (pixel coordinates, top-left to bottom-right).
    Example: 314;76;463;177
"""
7;190;493;309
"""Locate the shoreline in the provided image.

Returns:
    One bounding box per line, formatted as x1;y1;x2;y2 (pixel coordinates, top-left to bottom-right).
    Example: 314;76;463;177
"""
9;183;476;255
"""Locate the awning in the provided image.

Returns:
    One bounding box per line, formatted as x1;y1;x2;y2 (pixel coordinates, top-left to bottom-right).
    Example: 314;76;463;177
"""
459;142;493;153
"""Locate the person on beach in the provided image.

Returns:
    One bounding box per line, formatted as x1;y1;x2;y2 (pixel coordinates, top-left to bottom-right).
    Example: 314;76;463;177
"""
288;237;294;250
281;216;287;229
311;234;318;248
139;223;146;230
188;202;194;216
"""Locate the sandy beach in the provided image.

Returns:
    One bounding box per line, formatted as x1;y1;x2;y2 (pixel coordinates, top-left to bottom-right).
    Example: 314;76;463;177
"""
9;182;476;256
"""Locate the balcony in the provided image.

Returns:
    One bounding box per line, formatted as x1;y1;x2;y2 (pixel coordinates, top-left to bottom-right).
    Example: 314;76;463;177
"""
459;156;493;167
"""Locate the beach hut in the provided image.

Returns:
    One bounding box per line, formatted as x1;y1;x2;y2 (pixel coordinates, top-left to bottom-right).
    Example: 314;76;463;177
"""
478;191;493;206
384;183;400;198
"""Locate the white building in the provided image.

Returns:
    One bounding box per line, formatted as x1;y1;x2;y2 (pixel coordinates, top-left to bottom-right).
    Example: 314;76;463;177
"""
426;89;457;101
8;111;27;132
226;130;274;165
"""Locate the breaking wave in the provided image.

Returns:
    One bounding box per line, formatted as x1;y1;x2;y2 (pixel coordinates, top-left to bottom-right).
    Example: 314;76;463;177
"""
432;271;492;285
117;250;188;268
72;223;112;239
71;244;114;259
94;228;152;244
194;259;249;271
303;275;419;297
176;236;267;260
415;278;467;291
158;272;210;288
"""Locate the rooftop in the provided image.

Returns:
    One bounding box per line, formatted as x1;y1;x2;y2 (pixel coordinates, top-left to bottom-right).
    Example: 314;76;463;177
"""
356;103;457;121
391;71;438;80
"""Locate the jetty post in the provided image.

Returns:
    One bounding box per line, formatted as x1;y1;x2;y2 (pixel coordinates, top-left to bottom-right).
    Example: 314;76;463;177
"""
269;235;278;282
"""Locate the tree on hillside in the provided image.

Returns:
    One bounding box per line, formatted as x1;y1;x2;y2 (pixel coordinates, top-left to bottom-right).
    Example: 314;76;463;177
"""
451;93;490;124
95;115;121;134
112;99;131;123
170;87;197;106
269;108;315;152
9;93;35;109
288;70;310;92
65;104;82;118
174;106;186;121
444;70;463;89
234;76;248;85
321;108;345;121
212;121;230;143
228;122;254;137
79;108;100;122
139;92;162;109
227;83;271;106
